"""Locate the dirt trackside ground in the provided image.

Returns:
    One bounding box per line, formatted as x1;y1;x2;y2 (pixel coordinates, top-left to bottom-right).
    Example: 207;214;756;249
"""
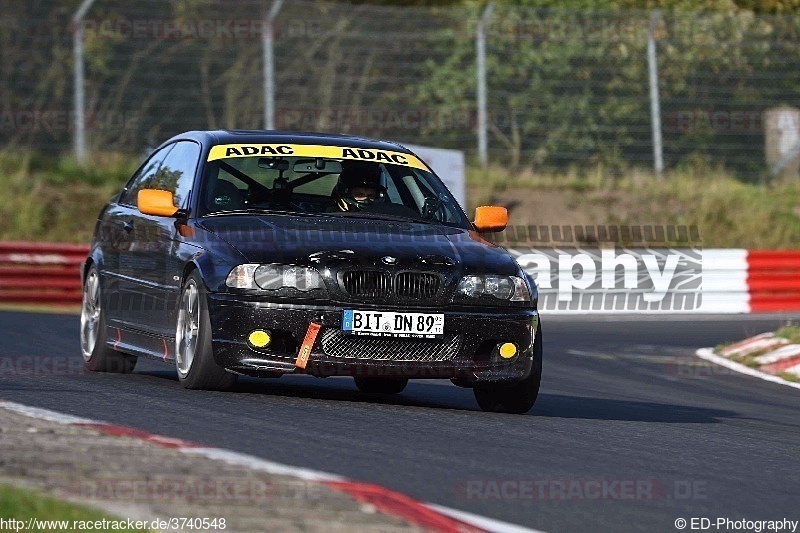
0;407;420;533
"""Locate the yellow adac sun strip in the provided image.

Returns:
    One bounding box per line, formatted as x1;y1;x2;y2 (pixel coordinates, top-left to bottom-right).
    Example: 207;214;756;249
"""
207;143;428;171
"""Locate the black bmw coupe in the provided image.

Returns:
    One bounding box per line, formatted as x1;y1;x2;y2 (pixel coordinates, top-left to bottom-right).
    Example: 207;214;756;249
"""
80;130;542;413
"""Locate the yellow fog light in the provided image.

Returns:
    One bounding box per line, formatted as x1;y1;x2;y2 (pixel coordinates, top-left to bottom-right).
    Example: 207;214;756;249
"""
499;343;517;359
248;329;271;348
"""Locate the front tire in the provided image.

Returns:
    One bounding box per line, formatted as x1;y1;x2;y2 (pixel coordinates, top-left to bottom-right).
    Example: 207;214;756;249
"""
473;323;542;414
354;377;408;394
80;266;136;373
175;272;237;391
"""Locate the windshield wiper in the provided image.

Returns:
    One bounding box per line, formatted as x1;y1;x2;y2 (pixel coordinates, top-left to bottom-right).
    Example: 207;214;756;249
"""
207;208;434;225
327;211;427;223
204;208;318;218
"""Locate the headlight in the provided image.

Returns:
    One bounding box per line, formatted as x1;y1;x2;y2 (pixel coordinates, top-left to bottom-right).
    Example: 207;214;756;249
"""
226;264;324;291
457;274;531;302
457;275;484;297
226;264;259;289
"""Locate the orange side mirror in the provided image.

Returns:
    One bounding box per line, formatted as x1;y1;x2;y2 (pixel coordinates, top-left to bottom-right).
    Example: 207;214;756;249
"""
137;189;178;217
473;206;508;232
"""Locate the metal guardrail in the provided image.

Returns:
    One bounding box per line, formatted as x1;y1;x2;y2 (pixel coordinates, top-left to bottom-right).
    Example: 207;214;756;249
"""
0;242;88;305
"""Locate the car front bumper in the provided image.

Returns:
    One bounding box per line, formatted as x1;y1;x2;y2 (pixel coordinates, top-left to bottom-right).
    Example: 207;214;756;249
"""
206;293;539;384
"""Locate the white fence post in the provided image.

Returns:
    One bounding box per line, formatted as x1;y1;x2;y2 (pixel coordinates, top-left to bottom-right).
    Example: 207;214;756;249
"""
72;0;96;164
263;0;284;130
476;2;494;169
648;9;664;178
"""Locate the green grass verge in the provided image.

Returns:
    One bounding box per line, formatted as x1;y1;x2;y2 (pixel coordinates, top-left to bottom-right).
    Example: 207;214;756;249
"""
4;150;800;248
0;151;136;244
773;325;800;344
0;484;147;532
467;164;800;249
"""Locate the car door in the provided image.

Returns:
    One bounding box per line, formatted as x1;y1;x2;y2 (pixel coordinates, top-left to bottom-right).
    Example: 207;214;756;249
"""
103;144;174;327
131;140;202;336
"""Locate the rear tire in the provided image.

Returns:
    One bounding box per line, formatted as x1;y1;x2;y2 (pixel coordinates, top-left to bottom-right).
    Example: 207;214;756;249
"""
473;323;542;414
354;377;408;394
175;272;237;391
80;266;136;373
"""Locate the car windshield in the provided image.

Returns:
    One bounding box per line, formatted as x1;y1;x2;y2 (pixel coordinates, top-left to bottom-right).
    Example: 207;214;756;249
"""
200;153;471;229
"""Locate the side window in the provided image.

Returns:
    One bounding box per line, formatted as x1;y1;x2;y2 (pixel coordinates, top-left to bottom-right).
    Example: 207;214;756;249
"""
158;141;202;208
119;145;174;206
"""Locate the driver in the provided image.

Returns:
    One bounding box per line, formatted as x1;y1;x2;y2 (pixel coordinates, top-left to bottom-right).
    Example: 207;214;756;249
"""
331;160;387;211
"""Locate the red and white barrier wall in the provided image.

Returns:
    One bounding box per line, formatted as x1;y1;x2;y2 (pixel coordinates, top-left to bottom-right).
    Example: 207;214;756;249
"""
680;249;800;313
1;242;800;313
699;249;749;314
511;247;800;314
0;242;88;305
744;250;800;313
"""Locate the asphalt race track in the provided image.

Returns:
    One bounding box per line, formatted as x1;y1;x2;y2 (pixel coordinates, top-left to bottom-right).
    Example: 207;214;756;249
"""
1;310;799;532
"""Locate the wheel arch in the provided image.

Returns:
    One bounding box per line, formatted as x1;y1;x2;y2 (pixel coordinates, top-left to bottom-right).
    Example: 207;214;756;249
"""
179;252;220;292
82;247;105;283
181;261;199;287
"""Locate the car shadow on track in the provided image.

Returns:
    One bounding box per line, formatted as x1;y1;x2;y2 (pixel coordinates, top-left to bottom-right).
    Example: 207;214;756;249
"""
135;369;480;411
132;369;738;422
246;377;487;411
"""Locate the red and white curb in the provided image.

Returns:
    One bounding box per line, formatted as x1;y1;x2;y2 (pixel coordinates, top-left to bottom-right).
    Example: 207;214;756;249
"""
694;348;800;391
0;399;541;533
712;331;800;379
717;332;788;357
753;344;800;375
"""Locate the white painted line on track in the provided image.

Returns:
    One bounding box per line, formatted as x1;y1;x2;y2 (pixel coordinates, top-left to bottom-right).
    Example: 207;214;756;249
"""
0;401;96;424
0;399;543;533
425;503;546;533
179;447;343;482
694;348;800;391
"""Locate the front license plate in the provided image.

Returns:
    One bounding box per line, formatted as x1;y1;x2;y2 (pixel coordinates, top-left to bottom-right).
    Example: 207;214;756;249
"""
342;310;444;339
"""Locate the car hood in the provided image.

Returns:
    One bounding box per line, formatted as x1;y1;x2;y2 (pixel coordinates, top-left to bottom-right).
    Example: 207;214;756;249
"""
198;214;519;275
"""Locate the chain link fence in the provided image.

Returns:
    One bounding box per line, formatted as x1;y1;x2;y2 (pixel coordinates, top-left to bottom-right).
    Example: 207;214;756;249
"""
2;0;799;181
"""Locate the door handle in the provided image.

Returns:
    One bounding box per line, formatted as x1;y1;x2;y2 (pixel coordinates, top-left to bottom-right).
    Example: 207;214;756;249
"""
122;220;134;233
